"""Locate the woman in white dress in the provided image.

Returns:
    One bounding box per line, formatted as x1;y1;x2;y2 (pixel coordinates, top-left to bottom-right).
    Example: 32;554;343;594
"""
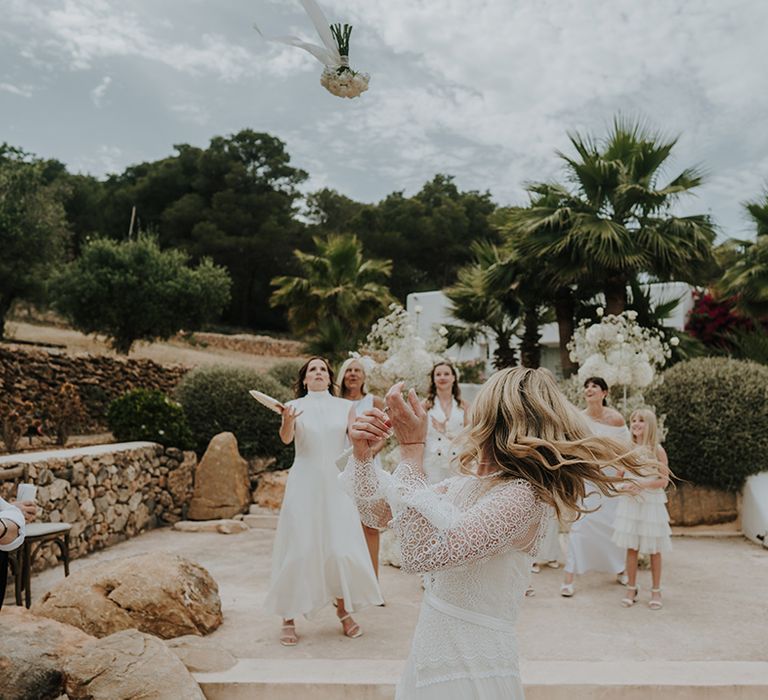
264;357;383;646
423;361;469;485
344;368;647;699
337;356;385;579
561;376;631;597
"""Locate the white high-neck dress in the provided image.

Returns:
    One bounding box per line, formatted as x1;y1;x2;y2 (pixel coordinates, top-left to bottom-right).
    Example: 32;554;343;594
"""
564;415;631;575
341;456;549;699
424;398;465;485
264;391;383;618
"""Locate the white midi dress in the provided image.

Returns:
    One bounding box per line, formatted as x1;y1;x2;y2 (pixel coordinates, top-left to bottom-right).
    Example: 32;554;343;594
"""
612;452;672;555
264;391;383;618
564;417;630;575
424;399;465;485
341;455;549;699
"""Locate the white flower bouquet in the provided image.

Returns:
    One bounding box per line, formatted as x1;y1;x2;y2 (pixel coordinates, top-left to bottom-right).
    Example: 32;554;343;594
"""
319;24;369;99
255;0;369;100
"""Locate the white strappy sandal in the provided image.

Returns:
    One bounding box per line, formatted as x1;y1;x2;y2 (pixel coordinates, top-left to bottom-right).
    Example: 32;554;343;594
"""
648;588;663;610
621;584;639;607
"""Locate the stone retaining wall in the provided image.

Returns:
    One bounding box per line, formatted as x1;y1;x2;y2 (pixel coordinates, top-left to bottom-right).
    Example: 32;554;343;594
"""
0;345;188;434
0;442;196;572
181;332;304;357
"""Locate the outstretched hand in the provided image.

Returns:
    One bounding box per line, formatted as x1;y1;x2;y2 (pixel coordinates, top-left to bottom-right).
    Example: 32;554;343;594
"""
385;382;428;446
349;406;391;460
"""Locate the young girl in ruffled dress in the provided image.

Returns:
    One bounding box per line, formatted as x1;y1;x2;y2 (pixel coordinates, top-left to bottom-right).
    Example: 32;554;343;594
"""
612;409;672;610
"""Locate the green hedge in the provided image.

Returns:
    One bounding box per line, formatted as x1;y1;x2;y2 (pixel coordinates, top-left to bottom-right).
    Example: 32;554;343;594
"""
647;357;768;491
176;365;293;468
107;389;193;449
267;359;306;391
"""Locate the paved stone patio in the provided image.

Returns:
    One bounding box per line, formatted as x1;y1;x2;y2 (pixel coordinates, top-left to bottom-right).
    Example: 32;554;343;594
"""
30;524;768;665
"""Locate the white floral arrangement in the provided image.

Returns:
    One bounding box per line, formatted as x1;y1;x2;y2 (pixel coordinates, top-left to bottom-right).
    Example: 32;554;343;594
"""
319;24;369;99
255;1;369;100
568;308;675;390
360;304;448;395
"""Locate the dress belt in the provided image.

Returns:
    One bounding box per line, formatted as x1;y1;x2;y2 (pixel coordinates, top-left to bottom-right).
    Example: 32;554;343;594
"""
424;591;515;633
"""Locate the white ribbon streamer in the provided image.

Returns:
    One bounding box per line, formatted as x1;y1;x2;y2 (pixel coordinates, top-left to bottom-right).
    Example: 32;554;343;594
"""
254;0;342;68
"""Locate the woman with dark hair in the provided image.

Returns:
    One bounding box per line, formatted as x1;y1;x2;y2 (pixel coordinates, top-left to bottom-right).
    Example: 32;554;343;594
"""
264;357;382;646
422;361;469;484
560;376;631;597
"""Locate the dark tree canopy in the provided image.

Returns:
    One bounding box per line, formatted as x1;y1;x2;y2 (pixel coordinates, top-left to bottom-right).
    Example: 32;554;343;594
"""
52;235;232;353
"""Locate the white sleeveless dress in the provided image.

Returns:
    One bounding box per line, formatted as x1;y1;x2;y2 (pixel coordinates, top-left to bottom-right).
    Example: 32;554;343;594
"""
264;391;383;618
341;456;549;699
424;398;465;485
612;448;672;554
564;416;630;575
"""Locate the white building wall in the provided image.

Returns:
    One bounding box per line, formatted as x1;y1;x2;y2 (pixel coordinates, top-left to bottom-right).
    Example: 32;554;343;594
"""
407;282;694;378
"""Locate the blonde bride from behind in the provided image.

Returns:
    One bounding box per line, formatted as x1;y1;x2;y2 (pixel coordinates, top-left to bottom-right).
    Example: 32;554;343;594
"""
345;367;652;699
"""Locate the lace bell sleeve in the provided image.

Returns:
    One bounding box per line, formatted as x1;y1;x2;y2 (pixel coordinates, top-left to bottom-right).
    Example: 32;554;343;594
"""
338;454;394;529
388;468;548;574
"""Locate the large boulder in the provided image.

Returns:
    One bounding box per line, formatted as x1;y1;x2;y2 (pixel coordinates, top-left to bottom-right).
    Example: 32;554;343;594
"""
188;432;251;520
64;629;205;699
165;635;237;673
32;553;222;639
252;469;289;511
0;607;94;700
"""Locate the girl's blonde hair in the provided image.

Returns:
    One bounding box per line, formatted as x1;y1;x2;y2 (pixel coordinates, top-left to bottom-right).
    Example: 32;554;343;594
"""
629;409;659;449
459;367;654;520
336;357;367;398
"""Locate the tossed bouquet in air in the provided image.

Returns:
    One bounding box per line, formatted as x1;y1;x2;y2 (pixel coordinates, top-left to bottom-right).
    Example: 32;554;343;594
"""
255;0;370;99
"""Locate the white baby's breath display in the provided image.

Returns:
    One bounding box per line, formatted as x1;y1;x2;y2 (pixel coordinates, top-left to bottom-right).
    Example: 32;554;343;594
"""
569;309;672;391
361;304;447;395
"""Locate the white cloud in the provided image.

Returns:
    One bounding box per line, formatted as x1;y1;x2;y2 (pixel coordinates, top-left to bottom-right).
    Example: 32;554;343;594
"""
170;101;210;126
0;82;33;98
2;0;766;237
90;75;111;107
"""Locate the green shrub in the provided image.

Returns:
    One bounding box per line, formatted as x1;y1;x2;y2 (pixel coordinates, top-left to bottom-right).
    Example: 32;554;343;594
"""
107;389;193;449
267;359;305;391
647;357;768;491
176;365;293;467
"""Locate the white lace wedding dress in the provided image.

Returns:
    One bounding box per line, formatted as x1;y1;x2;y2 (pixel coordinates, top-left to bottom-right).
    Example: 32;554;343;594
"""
341;455;549;699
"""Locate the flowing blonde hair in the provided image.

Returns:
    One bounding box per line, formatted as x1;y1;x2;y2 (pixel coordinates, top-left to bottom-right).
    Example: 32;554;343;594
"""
336;357;367;398
629;409;659;450
459;367;654;519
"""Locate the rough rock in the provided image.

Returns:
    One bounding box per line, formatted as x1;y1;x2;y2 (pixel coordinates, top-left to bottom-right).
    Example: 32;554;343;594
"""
167;450;197;503
0;607;94;700
32;552;222;639
174;518;249;534
64;629;205;699
165;635;237;673
252;469;289;511
188;432;251;520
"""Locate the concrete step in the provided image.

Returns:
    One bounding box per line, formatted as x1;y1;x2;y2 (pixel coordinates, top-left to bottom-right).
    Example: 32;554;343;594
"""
196;659;768;699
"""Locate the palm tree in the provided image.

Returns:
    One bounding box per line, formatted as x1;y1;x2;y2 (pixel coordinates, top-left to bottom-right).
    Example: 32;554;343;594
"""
719;191;768;319
270;234;394;349
496;199;598;377
513;117;717;316
444;242;521;369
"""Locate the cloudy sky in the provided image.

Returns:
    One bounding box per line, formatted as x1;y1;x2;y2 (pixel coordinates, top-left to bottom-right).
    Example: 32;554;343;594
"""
2;0;766;238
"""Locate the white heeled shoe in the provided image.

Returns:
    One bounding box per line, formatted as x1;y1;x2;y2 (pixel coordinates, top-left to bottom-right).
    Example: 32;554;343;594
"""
648;588;663;610
621;584;639;607
560;582;574;597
